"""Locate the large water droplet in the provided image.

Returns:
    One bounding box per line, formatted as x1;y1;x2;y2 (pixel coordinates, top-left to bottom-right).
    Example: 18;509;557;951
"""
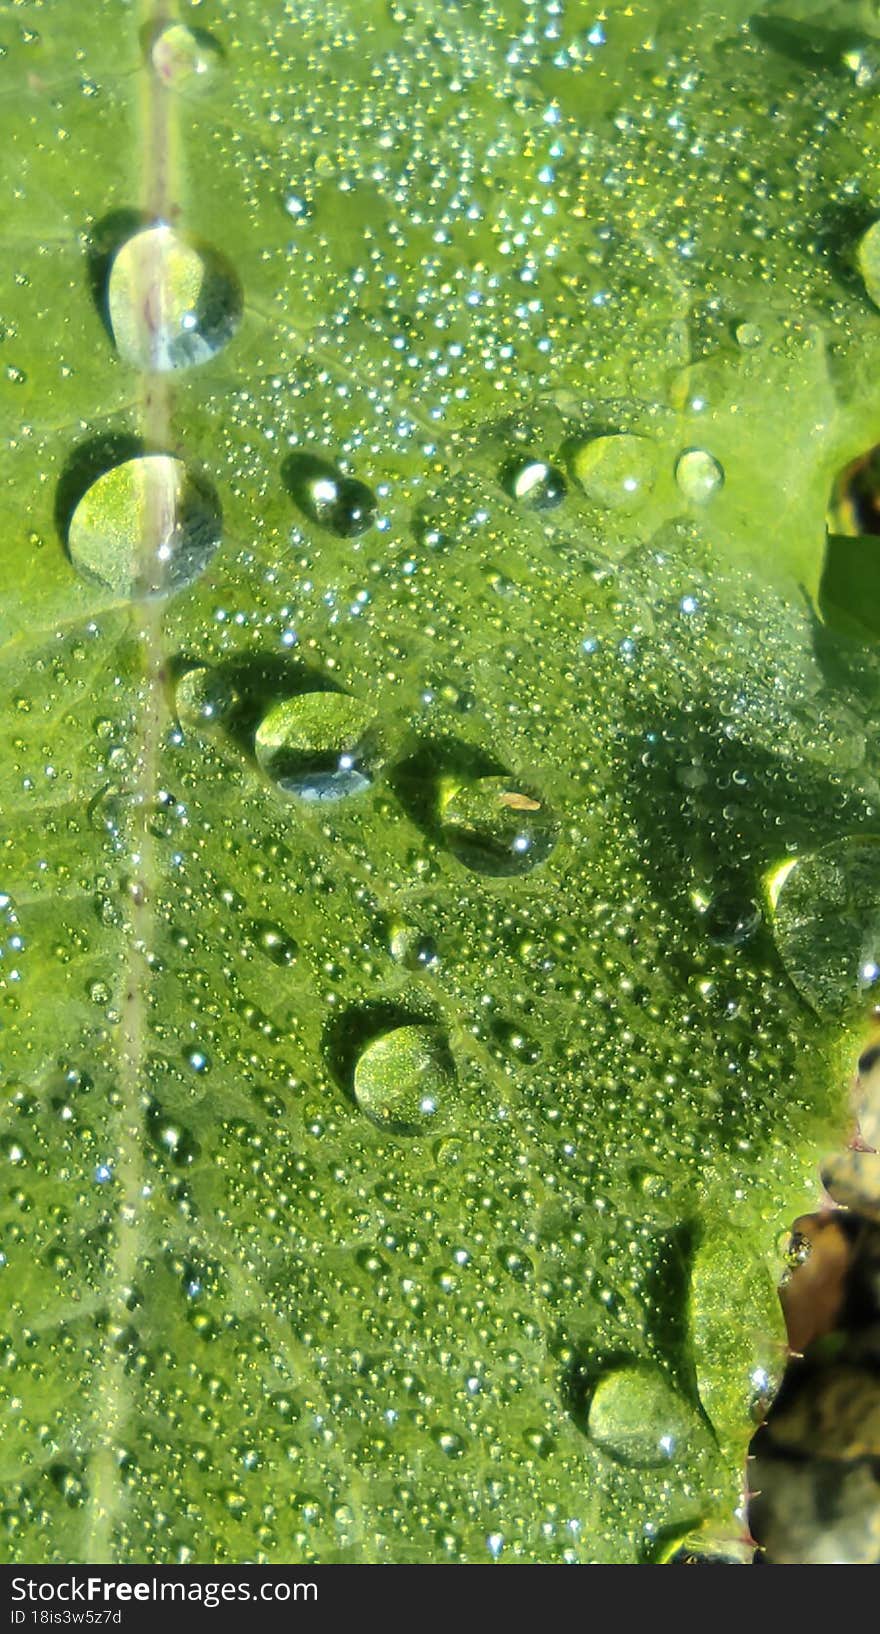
283;453;377;537
821;446;880;639
570;433;656;511
674;448;724;504
439;775;558;876
149;22;223;87
175;664;239;727
857;218;880;311
352;1025;454;1134
107;225;242;372
254;692;378;801
587;1365;698;1468
501;457;566;511
146;1101;200;1167
67;456;222;598
769;838;880;1016
827;444;880;539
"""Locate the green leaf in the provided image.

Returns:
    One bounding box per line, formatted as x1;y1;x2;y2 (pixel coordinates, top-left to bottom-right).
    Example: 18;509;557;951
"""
2;0;880;1565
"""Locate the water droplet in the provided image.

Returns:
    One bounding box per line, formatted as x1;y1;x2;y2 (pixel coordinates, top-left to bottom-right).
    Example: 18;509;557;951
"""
250;920;298;967
67;456;222;598
587;1365;697;1468
570;433;656;511
175;664;238;726
389;923;439;970
283;453;377;537
146;1102;200;1167
827;444;880;539
501;458;566;511
674;447;724;504
107;225;242;372
770;838;880;1016
701;890;761;946
439;776;558;876
283;192;311;222
49;1465;87;1509
254;692;378;801
149;23;222;88
857;219;880;311
735;321;764;348
432;1428;467;1458
352;1025;455;1134
185;1048;211;1075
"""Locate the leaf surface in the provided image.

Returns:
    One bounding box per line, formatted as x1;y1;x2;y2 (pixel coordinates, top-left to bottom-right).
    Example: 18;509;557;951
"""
1;0;880;1564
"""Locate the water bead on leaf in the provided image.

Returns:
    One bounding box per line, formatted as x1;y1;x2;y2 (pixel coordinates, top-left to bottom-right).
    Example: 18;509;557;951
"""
67;456;222;599
769;838;880;1017
389;923;440;970
439;775;558;876
283;452;377;537
146;1102;200;1168
674;448;724;504
250;920;299;967
254;692;379;801
149;23;223;89
107;225;242;372
857;219;880;311
352;1025;455;1134
501;458;567;511
702;890;762;946
826;445;880;540
570;433;657;511
310;475;376;538
821;446;880;639
175;665;239;727
587;1365;703;1469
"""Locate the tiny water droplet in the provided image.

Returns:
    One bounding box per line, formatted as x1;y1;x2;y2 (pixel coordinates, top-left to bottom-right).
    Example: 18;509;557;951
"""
674;447;724;504
108;225;241;372
255;692;378;801
501;457;566;511
440;775;558;876
353;1025;455;1134
67;456;222;598
570;433;656;511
